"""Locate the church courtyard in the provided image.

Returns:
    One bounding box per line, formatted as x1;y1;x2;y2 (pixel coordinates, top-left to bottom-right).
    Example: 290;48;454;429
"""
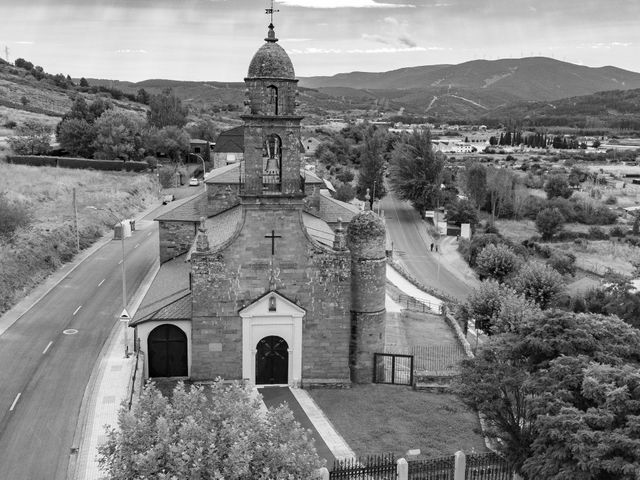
308;384;487;459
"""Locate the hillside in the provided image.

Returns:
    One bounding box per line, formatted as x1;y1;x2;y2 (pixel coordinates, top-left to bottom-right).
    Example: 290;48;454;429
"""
300;57;640;101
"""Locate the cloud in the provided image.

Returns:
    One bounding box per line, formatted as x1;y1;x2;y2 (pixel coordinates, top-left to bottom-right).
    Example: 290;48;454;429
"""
589;42;632;49
15;41;35;45
290;46;428;54
398;35;417;48
362;33;391;44
277;0;414;8
116;49;148;54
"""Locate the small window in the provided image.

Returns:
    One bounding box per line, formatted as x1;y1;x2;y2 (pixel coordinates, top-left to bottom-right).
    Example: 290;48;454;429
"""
194;147;201;154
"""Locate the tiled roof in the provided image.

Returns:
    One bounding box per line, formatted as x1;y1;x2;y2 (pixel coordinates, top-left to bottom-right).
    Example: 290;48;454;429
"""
212;126;244;153
131;255;191;325
132;293;192;325
303;212;335;248
205;162;242;184
186;205;243;260
155;192;208;222
319;190;361;224
302;169;323;185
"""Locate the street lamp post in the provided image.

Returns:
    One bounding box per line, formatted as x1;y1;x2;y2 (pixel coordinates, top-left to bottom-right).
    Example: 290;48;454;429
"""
190;153;207;188
87;206;129;358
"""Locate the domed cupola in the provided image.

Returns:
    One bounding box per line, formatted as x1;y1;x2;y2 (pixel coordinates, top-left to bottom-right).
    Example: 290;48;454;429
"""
247;24;295;80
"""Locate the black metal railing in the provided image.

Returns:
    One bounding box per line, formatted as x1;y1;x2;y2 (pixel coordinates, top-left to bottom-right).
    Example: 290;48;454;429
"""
374;353;414;385
331;454;397;480
408;455;455;480
465;452;512;480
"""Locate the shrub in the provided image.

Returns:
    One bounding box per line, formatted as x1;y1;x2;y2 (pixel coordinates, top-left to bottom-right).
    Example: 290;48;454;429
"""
460;233;506;268
7;155;57;167
123;160;148;172
158;166;178;188
144;155;158;170
485;223;500;234
475;243;521;282
548;252;576;276
522;195;548;220
588;226;608;240
3;120;17;129
334;182;356;202
535;207;565;241
610;225;626;237
0;193;32;239
604;195;617;205
509;261;565;309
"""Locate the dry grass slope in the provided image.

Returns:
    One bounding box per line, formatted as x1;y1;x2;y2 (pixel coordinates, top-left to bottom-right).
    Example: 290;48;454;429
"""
0;162;159;314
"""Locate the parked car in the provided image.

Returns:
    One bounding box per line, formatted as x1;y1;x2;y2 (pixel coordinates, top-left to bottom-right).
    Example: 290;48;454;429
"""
189;177;199;186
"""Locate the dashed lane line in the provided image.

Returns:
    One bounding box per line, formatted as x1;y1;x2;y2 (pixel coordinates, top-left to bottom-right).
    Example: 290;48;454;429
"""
98;279;105;287
42;341;53;355
9;393;21;412
73;305;82;316
118;260;123;265
134;243;140;249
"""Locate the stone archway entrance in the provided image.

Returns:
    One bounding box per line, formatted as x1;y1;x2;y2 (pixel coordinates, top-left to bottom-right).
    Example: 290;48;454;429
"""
148;324;188;377
255;335;288;385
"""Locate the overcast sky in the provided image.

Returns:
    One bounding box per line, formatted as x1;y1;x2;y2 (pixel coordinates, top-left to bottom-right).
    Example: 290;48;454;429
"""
1;0;639;82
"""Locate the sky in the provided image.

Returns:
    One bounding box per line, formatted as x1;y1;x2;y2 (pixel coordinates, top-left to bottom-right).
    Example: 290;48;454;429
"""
1;0;639;83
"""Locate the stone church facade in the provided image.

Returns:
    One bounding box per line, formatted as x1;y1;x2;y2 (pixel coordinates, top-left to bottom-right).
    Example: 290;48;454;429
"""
131;23;386;387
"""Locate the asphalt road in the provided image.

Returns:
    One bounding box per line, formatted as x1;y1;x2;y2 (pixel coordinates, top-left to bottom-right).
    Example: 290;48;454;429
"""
0;220;158;479
381;192;472;301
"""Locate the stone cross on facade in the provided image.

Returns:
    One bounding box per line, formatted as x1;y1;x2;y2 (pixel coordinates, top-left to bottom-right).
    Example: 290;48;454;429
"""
265;229;282;255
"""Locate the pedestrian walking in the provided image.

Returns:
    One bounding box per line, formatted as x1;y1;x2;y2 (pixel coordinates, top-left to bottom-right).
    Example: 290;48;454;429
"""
430;243;434;251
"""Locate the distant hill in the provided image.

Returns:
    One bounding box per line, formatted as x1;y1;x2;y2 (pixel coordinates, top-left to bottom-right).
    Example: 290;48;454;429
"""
300;57;640;102
480;88;640;129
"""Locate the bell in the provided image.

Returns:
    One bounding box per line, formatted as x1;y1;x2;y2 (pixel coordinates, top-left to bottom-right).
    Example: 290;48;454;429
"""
265;156;279;174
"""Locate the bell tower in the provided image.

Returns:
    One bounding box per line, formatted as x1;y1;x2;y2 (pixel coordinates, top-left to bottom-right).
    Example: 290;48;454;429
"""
242;22;304;197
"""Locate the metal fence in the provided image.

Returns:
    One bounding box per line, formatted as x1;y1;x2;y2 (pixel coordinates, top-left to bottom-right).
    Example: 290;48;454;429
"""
374;353;414;385
331;454;397;480
408;456;455;480
385;345;464;374
397;293;442;314
465;452;512;480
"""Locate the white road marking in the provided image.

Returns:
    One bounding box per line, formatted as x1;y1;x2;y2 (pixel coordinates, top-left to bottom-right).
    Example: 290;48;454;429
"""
118;260;123;265
98;279;105;287
9;393;21;411
147;232;152;237
42;341;53;354
73;305;82;316
134;243;140;249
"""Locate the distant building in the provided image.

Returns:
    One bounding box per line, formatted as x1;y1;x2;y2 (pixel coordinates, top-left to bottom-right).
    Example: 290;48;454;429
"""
212;126;244;169
189;139;211;164
302;136;321;156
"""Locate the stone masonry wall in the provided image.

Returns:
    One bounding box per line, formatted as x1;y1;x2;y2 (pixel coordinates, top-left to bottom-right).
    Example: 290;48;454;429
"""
190;201;351;383
159;221;197;263
206;185;240;217
350;311;385;383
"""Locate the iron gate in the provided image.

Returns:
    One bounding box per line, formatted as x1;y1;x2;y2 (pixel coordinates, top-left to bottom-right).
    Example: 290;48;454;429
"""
374;353;414;385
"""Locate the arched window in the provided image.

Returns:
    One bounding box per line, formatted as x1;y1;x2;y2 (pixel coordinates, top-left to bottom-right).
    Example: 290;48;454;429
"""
267;85;278;115
263;134;282;192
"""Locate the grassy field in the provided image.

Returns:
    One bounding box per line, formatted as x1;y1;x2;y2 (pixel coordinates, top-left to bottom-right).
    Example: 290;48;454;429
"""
0;162;159;314
309;384;487;459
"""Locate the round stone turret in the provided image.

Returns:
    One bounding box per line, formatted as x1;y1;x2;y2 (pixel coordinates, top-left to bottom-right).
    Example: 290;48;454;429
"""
347;210;386;384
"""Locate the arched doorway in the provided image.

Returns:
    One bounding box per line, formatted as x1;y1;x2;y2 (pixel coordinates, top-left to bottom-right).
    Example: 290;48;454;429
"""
148;324;188;377
255;336;288;385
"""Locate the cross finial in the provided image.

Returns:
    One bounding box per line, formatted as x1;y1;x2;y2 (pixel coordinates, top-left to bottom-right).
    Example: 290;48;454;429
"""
265;0;279;25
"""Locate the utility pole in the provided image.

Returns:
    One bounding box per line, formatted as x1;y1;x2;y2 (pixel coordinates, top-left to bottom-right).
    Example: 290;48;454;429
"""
72;188;79;253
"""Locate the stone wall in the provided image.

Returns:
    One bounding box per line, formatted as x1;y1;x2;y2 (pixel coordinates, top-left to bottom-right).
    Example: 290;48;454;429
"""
190;200;351;383
350;310;385;383
159;221;198;263
206;184;241;216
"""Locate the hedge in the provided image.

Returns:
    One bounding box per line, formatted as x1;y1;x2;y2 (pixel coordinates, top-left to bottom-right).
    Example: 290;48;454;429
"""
7;155;149;172
58;157;124;171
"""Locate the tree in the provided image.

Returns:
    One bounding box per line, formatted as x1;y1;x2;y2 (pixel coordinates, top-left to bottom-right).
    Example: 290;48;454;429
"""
79;77;89;87
486;167;515;223
446;198;478;230
147;88;188;128
6;120;52;155
135;88;150;105
509;260;564;309
334;182;356;202
544;174;573;199
92;110;145;160
462;162;487;209
475;243;520;283
143;126;190;162
98;380;323;479
356;126;386;207
185;118;218;143
388;129;444;215
457;311;640;477
535;207;564;240
57;118;96;157
0;192;32;240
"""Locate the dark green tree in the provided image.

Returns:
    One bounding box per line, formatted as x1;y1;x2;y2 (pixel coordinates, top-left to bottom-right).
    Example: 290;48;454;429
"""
79;77;89;87
388;129;444;215
356;126;386;207
462;162;487;208
535;207;565;240
544;174;573;199
147;88;188;128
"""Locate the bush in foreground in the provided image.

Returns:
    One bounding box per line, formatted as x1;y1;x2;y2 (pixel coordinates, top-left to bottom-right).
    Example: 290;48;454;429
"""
98;380;323;479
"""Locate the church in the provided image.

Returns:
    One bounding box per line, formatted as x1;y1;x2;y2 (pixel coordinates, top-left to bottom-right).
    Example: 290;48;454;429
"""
131;21;387;388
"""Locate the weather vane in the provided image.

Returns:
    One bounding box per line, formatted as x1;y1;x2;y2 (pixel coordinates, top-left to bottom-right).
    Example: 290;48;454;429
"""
265;0;279;24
